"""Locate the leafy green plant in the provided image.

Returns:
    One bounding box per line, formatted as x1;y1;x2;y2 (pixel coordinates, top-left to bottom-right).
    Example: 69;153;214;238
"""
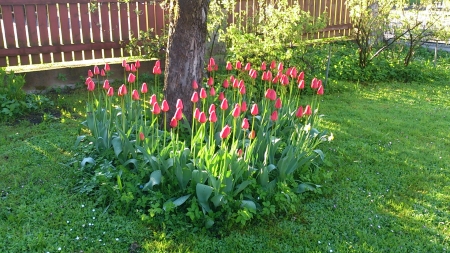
124;30;167;59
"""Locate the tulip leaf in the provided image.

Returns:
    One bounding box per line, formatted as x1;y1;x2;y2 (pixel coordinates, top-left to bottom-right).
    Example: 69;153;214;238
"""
314;149;325;161
233;180;252;197
142;170;162;191
81;157;95;167
240;200;256;212
211;194;224;207
74;135;86;148
192;170;208;184
205;217;215;229
296;182;321;194
111;137;123;157
163;194;191;210
196;183;213;213
123;159;138;168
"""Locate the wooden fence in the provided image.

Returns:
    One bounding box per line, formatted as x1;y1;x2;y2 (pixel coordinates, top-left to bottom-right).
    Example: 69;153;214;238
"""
0;0;351;68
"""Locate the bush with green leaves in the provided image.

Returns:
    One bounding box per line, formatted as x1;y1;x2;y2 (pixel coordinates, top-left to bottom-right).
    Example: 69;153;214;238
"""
75;59;332;230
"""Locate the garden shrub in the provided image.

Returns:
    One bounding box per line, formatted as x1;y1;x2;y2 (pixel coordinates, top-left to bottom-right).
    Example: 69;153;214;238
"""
75;59;332;230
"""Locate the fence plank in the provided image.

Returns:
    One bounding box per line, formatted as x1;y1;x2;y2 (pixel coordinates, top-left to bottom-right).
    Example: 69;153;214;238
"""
58;3;73;61
47;4;62;62
25;5;41;64
2;6;18;65
138;2;147;33
13;5;30;65
147;3;156;36
36;5;51;63
0;11;5;66
70;3;83;61
91;3;102;59
110;2;121;57
100;3;113;58
129;2;139;40
120;3;130;57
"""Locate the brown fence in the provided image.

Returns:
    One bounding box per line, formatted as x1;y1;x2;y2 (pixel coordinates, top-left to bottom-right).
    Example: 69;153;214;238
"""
0;0;351;68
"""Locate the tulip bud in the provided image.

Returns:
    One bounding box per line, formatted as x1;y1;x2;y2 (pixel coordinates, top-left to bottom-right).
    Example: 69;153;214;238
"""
127;73;136;83
107;87;114;97
198;112;207;123
161;100;169;112
192;80;199;89
176;99;183;109
122;59;127;68
270;60;276;69
125;64;131;72
139;132;145;141
118;84;127;96
241;118;249;129
304;105;312;116
236;61;242;70
220;125;231;139
100;69;106;77
261;61;266;71
207;77;214;86
150;94;157;106
222;79;229;89
141;83;148;94
170;117;178;128
226;62;233;71
251;104;259;116
200;88;207;99
244;63;251;71
237;149;243;157
220;98;228;110
87;80;95;91
191;91;199;103
275;98;282;109
209;86;216;96
298;79;305;89
295;106;304;118
241;101;247;112
317;84;324;95
209;104;216;114
135;60;140;69
248;130;256;139
104;63;110;72
232;104;241;118
152;103;161;114
132;89;140;100
93;65;100;75
270;110;278;121
130;64;137;73
103;79;110;90
87;69;93;78
209;110;217;123
218;92;225;101
175;107;183;120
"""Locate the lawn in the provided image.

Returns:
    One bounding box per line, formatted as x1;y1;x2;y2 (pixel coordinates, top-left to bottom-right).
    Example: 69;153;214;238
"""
1;81;449;252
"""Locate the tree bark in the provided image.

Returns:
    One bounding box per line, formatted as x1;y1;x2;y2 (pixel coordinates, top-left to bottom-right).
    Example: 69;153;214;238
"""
164;0;209;124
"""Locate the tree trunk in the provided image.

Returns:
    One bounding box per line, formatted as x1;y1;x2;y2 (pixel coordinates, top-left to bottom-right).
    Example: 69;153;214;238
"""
164;0;209;124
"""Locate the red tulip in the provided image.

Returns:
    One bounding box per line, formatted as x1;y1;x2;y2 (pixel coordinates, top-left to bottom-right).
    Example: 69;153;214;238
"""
209;104;216;114
104;63;110;72
207;77;214;86
222;79;229;88
265;88;277;101
220;125;231;139
266;71;273;81
107;87;114;97
135;60;140;69
153;66;161;75
194;108;200;120
237;149;243;157
209;58;216;69
262;71;268;81
125;64;131;72
236;61;242;70
220;98;228;110
270;60;276;69
281;75;289;86
100;69;106;77
232;78;239;88
298;71;304;80
139;132;145;141
87;69;93;78
311;78;319;89
198;112;207;123
248;130;256;139
290;67;297;78
152;103;161;114
304;105;312;116
154;60;160;68
200;88;207;99
226;62;233;71
132;89;140;100
170;117;178;128
239;84;246;95
209;110;217;123
241;118;249;129
128;73;136;83
251;104;259;116
207;65;213;72
150;94;157;106
218;92;225;101
191;91;199;103
175;107;183;120
118;84;127;96
295;106;304;118
192;80;199;90
270;110;278;121
244;63;251;71
209;86;216;96
232;103;241;118
130;64;137;73
261;61;266;71
317;84;324;95
298;79;305;89
275;98;282;109
230;75;235;83
87;80;95;91
141;83;148;94
85;77;92;86
249;69;257;79
122;59;127;68
103;79;110;90
161;100;169;112
176;99;183;109
277;62;284;72
93;65;100;75
241;101;247;112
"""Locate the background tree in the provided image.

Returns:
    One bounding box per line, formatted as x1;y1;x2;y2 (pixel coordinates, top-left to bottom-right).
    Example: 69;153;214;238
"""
164;0;210;122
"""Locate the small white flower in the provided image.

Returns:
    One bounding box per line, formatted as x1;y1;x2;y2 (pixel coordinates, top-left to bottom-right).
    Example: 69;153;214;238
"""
58;247;62;251
67;220;70;224
81;204;85;208
93;217;96;220
76;236;80;240
116;238;119;241
92;209;95;212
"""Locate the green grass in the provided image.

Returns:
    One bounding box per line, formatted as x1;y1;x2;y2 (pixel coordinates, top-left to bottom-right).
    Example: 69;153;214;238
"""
1;81;449;252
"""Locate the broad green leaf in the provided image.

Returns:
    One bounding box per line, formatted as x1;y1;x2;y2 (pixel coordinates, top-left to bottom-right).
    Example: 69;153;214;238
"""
74;135;86;148
123;159;138;168
192;170;208;184
196;183;213;213
211;194;224;207
111;137;123;157
205;217;214;229
241;200;256;212
142;170;162;191
163;194;191;210
296;182;321;194
81;157;95;167
233;180;252;197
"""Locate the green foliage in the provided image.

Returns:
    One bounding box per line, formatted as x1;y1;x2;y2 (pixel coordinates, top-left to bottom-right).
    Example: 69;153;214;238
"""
124;30;167;59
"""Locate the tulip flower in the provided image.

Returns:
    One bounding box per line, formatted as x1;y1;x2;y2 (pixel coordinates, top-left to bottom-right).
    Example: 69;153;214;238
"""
209;104;216;114
270;110;278;121
280;75;289;86
154;59;160;68
232;104;241;118
85;77;92;86
220;98;228;110
237;149;243;157
236;61;242;70
249;69;257;79
218;92;225;101
176;99;183;109
226;62;233;71
191;91;199;103
200;88;207;99
194;108;200;120
241;101;247;112
104;63;110;72
277;62;284;72
290;67;297;78
209;110;217;123
139;132;145;141
209;58;216;69
125;64;131;72
100;69;106;77
87;80;95;91
198;112;207;123
241;118;249;129
261;61;266;71
239;84;246;95
304;105;312;116
248;130;256;139
150;94;157;106
311;78;318;89
222;79;229;88
298;79;305;89
118;84;127;96
107;87;114;97
87;69;93;78
132;89;140;100
141;82;148;93
317;84;324;95
122;59;127;68
275;98;282;109
207;77;214;86
270;60;276;69
135;60;140;69
152;103;161;114
103;79;110;90
251;104;259;116
298;71;304;80
262;71;268;81
220;125;231;139
93;65;100;75
170;117;178;128
130;64;137;73
175;107;183;120
153;66;161;75
232;79;239;89
244;63;251;71
209;86;216;96
161;100;169;112
192;80;199;89
230;75;235;83
265;88;277;101
128;73;136;83
295;106;304;118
